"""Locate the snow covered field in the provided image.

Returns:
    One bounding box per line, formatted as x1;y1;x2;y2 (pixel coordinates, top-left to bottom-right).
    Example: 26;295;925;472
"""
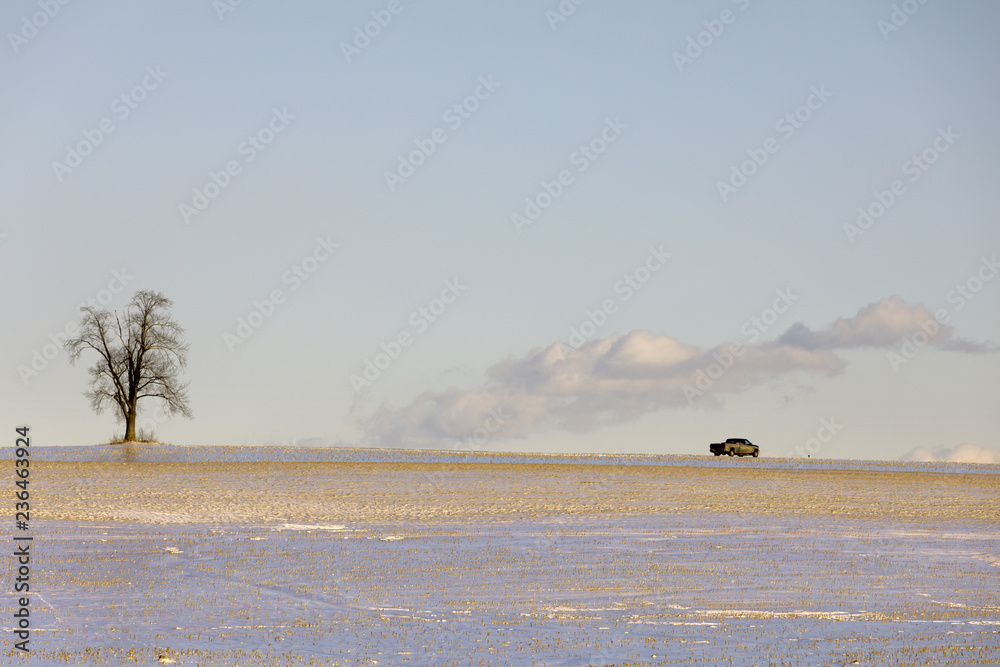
4;446;999;665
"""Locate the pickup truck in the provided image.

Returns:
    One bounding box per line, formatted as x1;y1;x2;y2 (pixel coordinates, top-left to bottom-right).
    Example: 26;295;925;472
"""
710;438;759;457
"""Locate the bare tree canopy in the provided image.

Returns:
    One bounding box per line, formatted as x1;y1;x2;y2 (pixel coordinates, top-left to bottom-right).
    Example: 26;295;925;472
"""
65;289;192;442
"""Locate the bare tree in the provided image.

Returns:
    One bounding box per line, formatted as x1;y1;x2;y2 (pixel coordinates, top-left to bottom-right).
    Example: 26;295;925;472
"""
65;290;192;442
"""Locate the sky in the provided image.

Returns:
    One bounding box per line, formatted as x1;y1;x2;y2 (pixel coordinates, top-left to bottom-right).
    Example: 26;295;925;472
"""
2;0;998;461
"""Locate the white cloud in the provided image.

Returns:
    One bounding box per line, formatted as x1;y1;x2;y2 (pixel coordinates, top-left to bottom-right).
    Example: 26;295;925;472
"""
358;297;997;448
774;296;993;352
900;443;1000;464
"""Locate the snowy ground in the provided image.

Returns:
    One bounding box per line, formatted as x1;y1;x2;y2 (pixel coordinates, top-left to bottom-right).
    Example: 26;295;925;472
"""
3;446;999;665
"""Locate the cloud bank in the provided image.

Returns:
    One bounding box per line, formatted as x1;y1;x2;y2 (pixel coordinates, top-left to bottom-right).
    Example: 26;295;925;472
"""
358;297;996;448
900;444;1000;465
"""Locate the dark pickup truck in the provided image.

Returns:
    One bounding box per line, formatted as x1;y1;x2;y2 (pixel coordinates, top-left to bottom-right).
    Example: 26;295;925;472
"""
710;438;759;457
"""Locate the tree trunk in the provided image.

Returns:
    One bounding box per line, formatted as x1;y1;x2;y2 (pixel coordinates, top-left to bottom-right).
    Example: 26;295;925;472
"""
124;406;137;442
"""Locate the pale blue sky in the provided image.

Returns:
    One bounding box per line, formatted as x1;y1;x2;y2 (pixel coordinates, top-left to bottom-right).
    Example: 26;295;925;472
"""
3;0;998;459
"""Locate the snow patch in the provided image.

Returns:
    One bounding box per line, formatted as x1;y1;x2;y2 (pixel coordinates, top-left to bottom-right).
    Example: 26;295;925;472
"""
275;523;348;531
